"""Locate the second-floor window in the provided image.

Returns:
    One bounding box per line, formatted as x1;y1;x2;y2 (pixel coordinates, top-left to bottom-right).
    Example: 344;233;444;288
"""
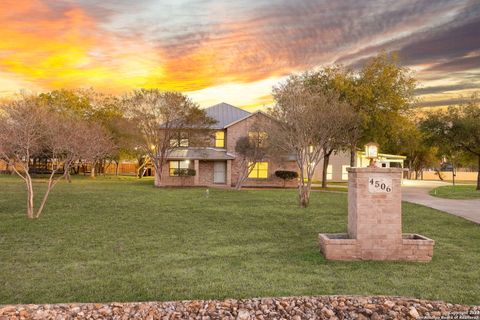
215;131;225;148
170;132;189;147
248;131;268;147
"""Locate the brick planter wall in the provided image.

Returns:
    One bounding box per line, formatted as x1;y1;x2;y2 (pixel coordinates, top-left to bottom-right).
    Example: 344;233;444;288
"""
319;167;434;262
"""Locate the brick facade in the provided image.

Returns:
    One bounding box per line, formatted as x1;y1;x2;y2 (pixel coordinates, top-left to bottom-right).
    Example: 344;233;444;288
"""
225;113;297;188
158;112;299;188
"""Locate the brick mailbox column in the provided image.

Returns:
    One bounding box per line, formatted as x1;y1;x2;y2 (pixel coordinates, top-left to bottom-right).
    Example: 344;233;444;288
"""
318;167;434;261
348;167;402;260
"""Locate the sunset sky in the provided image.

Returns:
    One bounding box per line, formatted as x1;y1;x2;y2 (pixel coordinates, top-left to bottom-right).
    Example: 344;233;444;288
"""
1;0;479;110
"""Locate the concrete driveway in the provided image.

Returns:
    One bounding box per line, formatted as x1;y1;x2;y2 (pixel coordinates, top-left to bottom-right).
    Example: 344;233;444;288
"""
401;180;480;224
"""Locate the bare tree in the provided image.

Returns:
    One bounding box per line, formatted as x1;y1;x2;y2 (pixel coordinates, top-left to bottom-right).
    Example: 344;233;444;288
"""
123;89;215;187
268;73;356;207
0;95;47;218
0;94;109;218
234;131;268;190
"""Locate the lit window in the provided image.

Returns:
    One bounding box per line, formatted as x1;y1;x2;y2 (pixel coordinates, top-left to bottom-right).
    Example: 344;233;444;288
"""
342;165;350;180
248;162;268;179
169;160;189;176
215;131;225;148
327;165;333;180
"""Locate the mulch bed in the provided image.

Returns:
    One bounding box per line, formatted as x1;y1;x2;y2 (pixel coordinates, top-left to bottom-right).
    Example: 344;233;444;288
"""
1;295;479;319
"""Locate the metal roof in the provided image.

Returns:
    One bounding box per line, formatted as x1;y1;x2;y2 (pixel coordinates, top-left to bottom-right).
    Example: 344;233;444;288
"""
167;148;235;160
204;102;251;129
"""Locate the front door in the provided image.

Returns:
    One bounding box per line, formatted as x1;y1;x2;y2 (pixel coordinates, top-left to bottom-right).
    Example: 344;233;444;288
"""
213;161;226;184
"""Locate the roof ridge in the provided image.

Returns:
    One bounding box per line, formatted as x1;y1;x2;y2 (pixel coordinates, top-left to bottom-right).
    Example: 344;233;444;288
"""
205;102;251;114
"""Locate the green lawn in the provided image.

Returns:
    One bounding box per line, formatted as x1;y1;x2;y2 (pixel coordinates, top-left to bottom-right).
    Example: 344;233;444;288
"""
0;176;479;305
430;185;480;199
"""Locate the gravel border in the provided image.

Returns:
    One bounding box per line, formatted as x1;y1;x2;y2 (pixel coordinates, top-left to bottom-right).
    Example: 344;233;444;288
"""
1;295;479;319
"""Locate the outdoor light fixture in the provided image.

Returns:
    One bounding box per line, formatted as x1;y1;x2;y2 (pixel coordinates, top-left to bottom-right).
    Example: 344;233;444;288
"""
365;142;379;167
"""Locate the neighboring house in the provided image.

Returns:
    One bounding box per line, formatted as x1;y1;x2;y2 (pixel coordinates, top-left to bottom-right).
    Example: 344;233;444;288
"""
312;151;406;183
159;102;298;188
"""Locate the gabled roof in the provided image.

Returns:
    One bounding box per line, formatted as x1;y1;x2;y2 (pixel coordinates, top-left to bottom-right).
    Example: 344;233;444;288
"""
204;102;251;129
224;110;273;128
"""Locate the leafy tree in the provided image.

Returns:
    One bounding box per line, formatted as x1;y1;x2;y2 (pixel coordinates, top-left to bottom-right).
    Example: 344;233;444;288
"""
356;52;417;147
123;89;216;187
309;53;416;164
421;93;480;190
393;118;439;179
39;89;122;177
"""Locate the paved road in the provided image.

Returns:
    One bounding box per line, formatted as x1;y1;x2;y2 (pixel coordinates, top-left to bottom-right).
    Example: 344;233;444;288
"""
401;180;480;224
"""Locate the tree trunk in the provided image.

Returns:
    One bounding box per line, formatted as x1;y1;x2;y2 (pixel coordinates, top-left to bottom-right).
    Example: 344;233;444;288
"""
115;161;119;176
26;176;34;219
298;180;312;208
90;163;96;178
235;166;248;190
36;172;55;219
407;161;413;179
452;162;456;187
235;159;254;190
322;153;330;188
154;170;162;187
350;148;356;167
435;168;444;181
297;167;312;208
65;163;72;183
154;161;163;187
477;156;480;191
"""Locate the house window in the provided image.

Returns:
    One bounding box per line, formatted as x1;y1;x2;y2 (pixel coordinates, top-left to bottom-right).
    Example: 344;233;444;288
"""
342;165;350;180
170;132;189;147
248;131;268;147
327;165;333;180
215;131;225;148
248;162;268;179
169;160;189;176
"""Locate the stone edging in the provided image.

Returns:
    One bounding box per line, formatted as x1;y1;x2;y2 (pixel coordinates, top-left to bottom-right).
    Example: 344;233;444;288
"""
1;295;479;319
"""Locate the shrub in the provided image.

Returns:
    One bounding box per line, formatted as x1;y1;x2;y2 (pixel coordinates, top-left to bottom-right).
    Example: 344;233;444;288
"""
173;168;196;177
275;170;298;187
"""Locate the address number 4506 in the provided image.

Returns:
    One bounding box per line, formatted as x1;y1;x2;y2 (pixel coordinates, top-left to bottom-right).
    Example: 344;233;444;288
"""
369;178;392;192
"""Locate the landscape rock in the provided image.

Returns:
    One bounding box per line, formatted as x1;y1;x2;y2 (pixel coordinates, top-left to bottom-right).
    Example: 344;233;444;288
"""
409;306;420;318
0;295;478;319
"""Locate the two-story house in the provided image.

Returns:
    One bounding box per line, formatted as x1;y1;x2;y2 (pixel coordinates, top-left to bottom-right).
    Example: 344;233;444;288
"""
158;102;298;188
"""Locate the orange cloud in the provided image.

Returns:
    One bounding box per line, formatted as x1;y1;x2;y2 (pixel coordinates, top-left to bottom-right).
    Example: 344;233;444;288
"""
0;0;163;93
0;0;478;111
